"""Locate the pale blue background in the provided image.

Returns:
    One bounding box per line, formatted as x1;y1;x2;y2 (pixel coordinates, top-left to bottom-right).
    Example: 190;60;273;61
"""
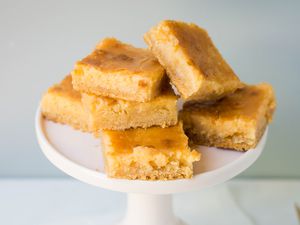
0;0;299;178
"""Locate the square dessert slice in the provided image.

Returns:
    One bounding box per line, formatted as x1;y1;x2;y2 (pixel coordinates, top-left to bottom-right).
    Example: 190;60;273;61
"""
180;83;276;151
71;38;165;102
41;75;91;132
82;82;178;130
101;122;201;180
144;20;242;101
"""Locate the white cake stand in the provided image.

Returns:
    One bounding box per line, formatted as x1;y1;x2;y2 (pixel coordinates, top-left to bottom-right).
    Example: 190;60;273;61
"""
35;107;267;225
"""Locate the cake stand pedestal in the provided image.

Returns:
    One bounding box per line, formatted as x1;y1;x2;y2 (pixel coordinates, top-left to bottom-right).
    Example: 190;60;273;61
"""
120;194;182;225
35;107;267;225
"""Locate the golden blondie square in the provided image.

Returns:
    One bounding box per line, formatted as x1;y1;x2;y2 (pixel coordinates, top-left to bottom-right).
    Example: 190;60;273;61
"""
72;38;165;102
41;76;91;132
144;20;242;101
101;122;201;180
180;83;276;151
82;83;178;130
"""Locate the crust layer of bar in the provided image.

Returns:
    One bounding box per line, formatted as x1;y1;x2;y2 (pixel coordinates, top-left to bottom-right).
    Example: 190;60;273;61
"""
72;38;165;102
180;83;276;151
144;20;242;101
41;76;91;132
82;83;178;130
101;122;201;180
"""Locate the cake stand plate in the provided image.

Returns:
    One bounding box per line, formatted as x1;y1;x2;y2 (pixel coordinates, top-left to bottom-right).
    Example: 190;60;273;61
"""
35;107;267;225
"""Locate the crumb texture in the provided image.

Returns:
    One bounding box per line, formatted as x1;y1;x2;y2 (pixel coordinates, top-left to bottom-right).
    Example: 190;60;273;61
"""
82;82;178;130
41;75;91;132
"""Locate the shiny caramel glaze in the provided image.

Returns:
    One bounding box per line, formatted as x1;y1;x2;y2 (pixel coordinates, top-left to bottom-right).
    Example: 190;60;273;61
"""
183;83;276;121
79;38;164;75
103;122;189;154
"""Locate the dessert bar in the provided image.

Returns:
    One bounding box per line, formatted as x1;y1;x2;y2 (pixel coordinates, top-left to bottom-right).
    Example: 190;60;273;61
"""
180;83;276;151
144;20;242;101
72;38;165;102
101;122;201;180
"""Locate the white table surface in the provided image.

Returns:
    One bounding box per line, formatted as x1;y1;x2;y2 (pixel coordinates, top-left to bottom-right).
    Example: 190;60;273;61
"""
0;179;299;225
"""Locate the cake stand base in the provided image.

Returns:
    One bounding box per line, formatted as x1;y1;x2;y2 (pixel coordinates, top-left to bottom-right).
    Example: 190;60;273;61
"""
118;193;184;225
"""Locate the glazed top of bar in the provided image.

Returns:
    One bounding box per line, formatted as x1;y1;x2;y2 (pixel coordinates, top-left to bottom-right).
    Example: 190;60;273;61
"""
183;84;274;119
78;38;164;75
103;122;188;153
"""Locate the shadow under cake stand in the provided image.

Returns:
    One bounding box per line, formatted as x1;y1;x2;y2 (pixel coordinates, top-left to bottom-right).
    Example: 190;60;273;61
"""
35;107;267;225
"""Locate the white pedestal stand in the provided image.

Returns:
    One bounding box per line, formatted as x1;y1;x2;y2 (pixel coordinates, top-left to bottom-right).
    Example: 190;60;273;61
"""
35;107;267;225
120;194;183;225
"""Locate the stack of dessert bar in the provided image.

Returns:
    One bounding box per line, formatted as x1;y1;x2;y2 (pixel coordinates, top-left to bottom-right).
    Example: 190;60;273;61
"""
41;20;276;180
